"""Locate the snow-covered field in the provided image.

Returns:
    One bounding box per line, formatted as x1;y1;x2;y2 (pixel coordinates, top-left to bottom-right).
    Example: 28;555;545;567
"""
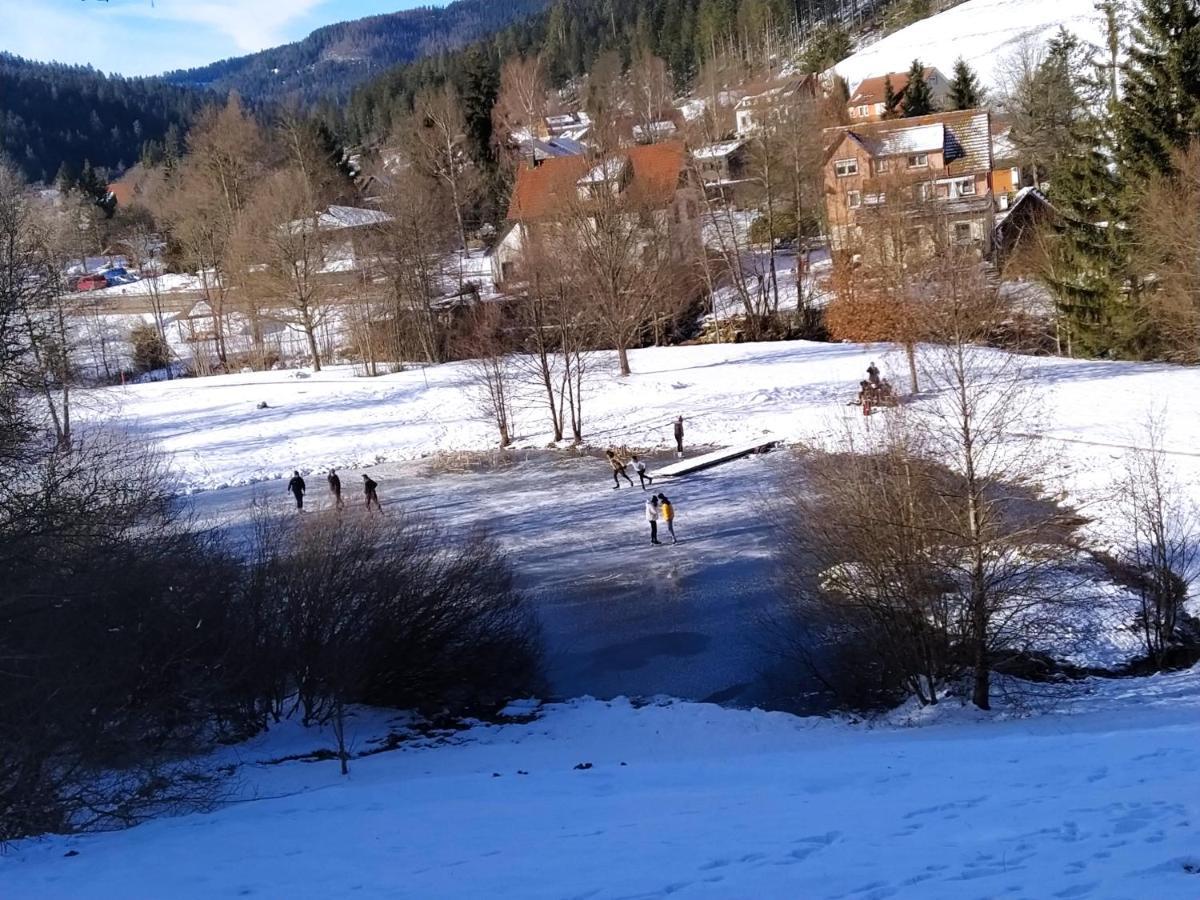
834;0;1107;91
4;668;1199;899
19;340;1195;898
77;339;1200;508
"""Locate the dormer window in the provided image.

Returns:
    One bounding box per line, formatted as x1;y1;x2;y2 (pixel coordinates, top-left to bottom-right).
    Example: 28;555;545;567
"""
834;158;859;177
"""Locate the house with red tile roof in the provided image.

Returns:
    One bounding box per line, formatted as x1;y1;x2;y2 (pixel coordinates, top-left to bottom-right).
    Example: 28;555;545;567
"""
847;68;950;122
489;141;702;286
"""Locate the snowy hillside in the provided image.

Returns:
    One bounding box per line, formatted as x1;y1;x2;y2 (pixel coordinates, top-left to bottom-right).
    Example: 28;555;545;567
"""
834;0;1106;91
78;340;1200;508
4;669;1199;899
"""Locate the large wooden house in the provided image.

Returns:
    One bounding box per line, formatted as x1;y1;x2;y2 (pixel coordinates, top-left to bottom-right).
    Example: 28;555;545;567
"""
822;109;996;256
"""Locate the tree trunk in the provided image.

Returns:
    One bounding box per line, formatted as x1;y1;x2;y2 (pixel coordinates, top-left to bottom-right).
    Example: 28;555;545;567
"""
305;321;322;372
617;343;631;377
905;342;919;393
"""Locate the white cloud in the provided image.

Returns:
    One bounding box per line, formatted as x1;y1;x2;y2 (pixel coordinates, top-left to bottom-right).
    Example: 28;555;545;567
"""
107;0;328;54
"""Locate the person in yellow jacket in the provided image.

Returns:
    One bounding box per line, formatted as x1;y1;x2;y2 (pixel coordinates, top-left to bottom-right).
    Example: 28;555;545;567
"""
656;493;677;544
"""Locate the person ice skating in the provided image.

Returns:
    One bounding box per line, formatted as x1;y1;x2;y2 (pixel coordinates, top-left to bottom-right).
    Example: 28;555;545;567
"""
657;493;677;543
867;361;881;387
645;495;662;545
632;455;653;490
327;469;344;510
287;470;306;510
607;449;634;488
673;416;685;456
362;473;381;511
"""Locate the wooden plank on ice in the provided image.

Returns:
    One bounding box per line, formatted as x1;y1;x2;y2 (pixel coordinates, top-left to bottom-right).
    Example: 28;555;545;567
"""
652;438;781;478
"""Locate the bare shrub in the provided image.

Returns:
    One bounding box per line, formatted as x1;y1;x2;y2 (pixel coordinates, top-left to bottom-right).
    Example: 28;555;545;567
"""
249;513;543;771
0;431;246;841
1111;418;1200;667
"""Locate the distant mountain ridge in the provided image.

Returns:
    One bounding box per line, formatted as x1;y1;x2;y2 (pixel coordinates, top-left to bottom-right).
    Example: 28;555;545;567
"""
162;0;551;104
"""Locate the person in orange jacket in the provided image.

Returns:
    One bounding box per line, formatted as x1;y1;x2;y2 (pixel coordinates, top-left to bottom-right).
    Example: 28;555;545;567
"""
657;493;677;544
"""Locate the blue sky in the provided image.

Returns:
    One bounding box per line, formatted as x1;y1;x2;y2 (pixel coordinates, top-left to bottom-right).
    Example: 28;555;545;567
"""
0;0;445;76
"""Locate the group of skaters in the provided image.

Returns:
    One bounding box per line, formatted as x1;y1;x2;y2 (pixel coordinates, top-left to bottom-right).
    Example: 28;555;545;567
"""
287;469;381;512
605;415;687;546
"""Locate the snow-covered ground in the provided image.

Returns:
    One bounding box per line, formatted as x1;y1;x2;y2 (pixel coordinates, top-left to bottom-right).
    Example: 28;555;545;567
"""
76;340;1200;507
4;667;1199;899
834;0;1107;92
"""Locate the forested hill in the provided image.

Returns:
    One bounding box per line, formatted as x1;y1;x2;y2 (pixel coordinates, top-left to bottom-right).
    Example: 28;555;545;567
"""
343;0;837;142
0;54;205;186
162;0;551;105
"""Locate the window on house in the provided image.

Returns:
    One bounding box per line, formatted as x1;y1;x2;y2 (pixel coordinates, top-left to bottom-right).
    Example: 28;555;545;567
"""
874;158;890;175
847;190;862;209
913;182;931;202
953;221;974;243
834;158;859;177
907;153;929;168
936;182;951;199
955;178;976;197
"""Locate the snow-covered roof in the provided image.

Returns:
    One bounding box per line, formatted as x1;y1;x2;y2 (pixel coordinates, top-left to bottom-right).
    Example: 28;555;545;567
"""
874;123;945;156
321;206;393;230
991;127;1018;162
693;140;747;161
678;98;707;121
578;156;628;185
283;206;393;234
831;110;993;174
632;121;678;142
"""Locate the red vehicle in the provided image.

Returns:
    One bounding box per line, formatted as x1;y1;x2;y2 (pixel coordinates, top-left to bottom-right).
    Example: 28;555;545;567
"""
75;274;108;292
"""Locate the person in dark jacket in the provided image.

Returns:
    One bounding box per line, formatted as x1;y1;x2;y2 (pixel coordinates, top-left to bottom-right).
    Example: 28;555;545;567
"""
327;469;344;510
362;473;381;511
867;361;881;387
287;471;306;510
606;449;634;488
673;416;684;456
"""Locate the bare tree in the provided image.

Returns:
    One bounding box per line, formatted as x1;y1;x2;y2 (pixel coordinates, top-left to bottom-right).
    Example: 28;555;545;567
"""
782;261;1083;711
1135;141;1200;362
408;85;476;252
157;95;268;366
463;304;517;447
242;166;334;370
628;52;675;144
373;168;457;365
558;153;690;376
1;164;73;445
113;202;170;348
492;55;548;144
511;238;592;443
1112;416;1200;667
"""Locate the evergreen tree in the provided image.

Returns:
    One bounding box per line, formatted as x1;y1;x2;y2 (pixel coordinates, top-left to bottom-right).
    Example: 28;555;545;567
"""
1041;28;1152;358
1044;113;1133;356
948;57;983;109
456;46;500;169
1115;0;1200;185
902;59;936;116
882;75;899;118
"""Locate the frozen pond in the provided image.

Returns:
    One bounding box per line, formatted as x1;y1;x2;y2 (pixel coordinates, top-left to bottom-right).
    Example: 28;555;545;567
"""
187;449;814;710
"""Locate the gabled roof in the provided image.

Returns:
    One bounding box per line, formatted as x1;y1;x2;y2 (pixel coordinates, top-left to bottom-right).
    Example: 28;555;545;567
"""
507;141;688;222
735;74;820;110
850;68;941;107
693;139;747;161
825;110;993;176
